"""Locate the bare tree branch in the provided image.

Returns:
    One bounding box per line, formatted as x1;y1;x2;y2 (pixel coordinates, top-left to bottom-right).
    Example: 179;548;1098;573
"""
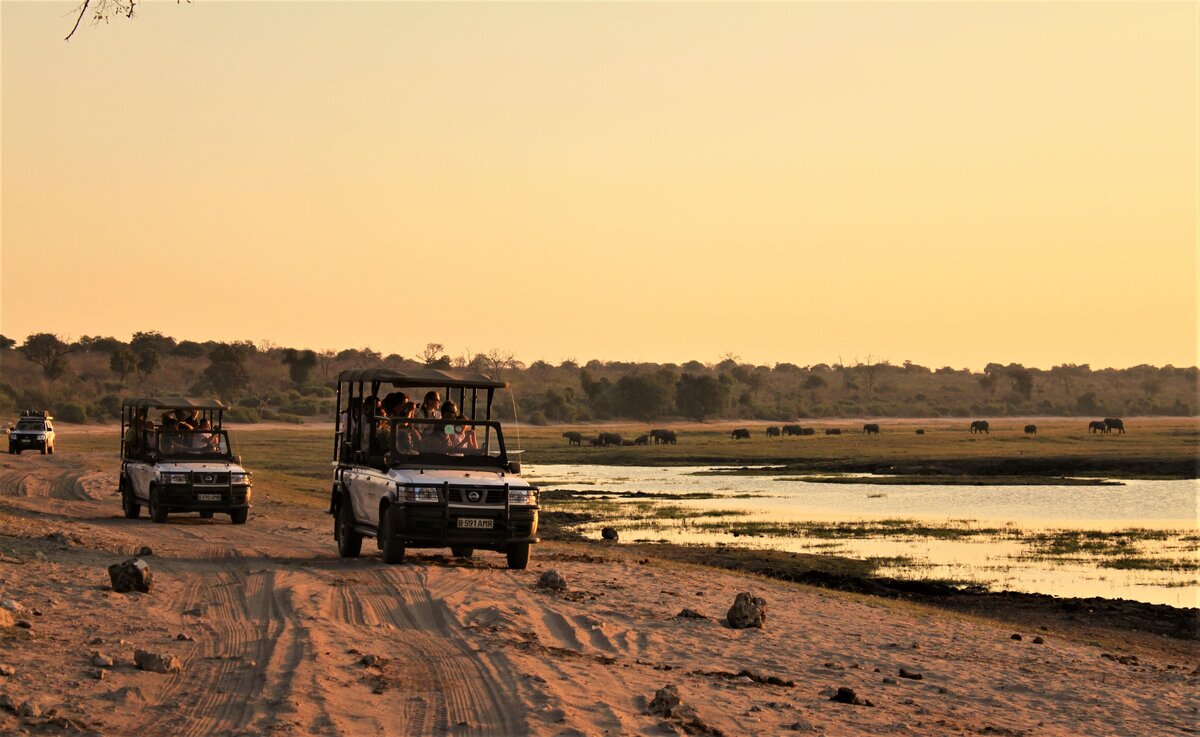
65;0;91;41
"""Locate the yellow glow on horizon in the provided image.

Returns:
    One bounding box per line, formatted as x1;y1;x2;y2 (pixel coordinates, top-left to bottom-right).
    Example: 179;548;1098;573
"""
1;2;1195;369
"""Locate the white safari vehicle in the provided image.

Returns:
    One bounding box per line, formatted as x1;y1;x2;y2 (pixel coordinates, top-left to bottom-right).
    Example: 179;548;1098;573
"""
330;369;539;569
8;410;55;454
119;397;253;524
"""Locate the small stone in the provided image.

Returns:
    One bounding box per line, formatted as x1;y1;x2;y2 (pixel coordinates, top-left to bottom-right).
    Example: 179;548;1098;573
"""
0;600;25;615
89;637;104;645
600;527;619;542
882;677;897;684
537;570;567;592
108;558;153;594
18;700;41;718
726;592;767;629
0;610;13;628
137;546;154;557
830;686;873;706
1010;634;1023;641
176;633;194;642
91;652;114;668
647;684;681;718
1032;636;1045;644
94;669;107;681
15;620;31;629
183;604;208;617
359;654;389;668
674;608;707;620
899;668;923;680
0;664;14;676
134;650;181;674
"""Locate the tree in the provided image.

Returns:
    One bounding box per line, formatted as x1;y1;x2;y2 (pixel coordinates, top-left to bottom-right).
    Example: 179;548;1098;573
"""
611;370;677;420
110;347;137;381
20;333;73;380
130;330;176;355
481;348;520;380
675;373;728;421
135;347;160;379
198;343;252;401
75;335;125;353
420;343;445;366
0;335;14;350
316;349;337;380
280;349;318;385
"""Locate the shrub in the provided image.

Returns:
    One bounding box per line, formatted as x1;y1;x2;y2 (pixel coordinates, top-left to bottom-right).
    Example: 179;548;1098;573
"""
526;410;548;426
237;397;262;409
226;407;260;424
281;399;321;416
56;402;88;423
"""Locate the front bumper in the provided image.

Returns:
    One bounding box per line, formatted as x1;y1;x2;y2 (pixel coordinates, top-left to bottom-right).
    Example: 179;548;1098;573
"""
158;484;252;512
393;504;539;549
9;436;45;447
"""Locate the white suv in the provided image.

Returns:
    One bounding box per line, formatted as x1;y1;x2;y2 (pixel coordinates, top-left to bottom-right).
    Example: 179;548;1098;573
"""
119;398;252;524
8;411;55;455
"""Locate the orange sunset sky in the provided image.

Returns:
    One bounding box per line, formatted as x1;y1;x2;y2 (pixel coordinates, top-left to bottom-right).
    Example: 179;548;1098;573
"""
1;1;1196;369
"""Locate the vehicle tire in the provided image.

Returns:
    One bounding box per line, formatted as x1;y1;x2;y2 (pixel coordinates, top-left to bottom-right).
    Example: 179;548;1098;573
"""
450;546;474;559
335;497;362;558
40;445;47;455
121;479;141;520
229;508;248;525
505;543;531;570
380;506;406;564
200;511;214;519
48;445;54;455
149;487;168;524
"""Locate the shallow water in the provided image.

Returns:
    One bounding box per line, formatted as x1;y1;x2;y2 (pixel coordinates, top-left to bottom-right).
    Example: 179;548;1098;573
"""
528;464;1200;608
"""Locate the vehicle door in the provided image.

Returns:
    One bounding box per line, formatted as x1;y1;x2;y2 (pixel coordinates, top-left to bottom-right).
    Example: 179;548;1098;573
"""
126;462;155;501
346;466;388;529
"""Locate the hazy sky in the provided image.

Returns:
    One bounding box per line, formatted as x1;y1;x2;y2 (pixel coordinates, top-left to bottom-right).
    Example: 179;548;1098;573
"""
2;2;1195;369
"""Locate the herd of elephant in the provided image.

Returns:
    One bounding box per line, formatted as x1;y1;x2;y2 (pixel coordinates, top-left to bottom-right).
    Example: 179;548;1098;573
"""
562;429;678;447
564;418;1129;446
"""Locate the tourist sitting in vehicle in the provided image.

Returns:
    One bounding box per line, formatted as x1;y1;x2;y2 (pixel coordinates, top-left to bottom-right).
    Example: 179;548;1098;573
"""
418;391;441;420
439;401;478;452
192;419;221;451
390;401;421;455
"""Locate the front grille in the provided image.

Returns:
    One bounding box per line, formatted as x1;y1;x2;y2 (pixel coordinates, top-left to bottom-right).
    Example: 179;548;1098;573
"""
192;472;230;486
447;488;506;504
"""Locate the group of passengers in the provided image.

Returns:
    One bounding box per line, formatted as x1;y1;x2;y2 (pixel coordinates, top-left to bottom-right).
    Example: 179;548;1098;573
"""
344;390;478;459
124;408;222;455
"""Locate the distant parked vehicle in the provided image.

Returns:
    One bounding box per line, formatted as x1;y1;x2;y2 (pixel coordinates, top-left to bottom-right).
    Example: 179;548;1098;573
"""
731;428;751;440
119;398;252;524
969;420;990;434
1024;424;1037;435
862;423;881;435
8;410;55;455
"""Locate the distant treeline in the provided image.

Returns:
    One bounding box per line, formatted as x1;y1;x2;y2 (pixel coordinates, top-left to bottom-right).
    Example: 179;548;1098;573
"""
0;333;1196;424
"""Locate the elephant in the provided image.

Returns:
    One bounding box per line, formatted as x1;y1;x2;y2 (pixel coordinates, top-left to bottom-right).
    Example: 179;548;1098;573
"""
915;429;925;435
825;428;842;435
1104;418;1126;435
634;434;649;446
731;428;751;440
649;429;677;445
862;424;881;435
782;424;804;436
598;432;623;447
562;431;583;447
1024;425;1037;435
800;427;816;436
1088;421;1108;434
969;420;990;434
660;430;677;445
765;426;781;437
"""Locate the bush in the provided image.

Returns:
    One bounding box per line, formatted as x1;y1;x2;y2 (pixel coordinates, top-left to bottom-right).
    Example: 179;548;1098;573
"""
56;402;88;423
526;410;548;426
237;397;261;409
95;394;122;419
226;407;261;424
281;399;321;416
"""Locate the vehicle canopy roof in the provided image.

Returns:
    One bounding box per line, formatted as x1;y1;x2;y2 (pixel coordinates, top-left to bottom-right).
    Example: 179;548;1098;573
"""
121;397;229;411
336;368;507;390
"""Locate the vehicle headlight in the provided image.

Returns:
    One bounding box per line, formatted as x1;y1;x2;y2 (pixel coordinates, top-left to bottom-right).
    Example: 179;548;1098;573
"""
508;488;537;506
403;486;440;503
231;472;251;485
165;473;189;484
37;434;46;440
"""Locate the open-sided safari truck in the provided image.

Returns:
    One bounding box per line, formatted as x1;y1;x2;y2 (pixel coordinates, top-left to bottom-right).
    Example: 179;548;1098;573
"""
119;397;253;524
330;369;539;569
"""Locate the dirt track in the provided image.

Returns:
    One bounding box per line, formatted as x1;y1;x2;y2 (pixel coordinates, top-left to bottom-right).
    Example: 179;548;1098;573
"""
1;452;1197;737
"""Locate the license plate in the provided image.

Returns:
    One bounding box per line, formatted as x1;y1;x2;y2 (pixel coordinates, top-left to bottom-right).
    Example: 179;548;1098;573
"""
197;493;222;502
457;518;493;529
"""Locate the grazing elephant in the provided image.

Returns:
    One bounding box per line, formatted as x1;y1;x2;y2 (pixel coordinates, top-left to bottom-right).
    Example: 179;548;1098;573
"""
969;420;990;434
588;437;602;446
765;426;781;437
649;429;678;445
598;432;623;447
825;428;842;435
1088;421;1108;434
782;424;804;436
1104;418;1126;435
731;428;751;440
634;434;649;446
915;429;925;435
1024;425;1037;435
862;423;881;435
562;431;583;447
800;427;816;436
661;430;677;445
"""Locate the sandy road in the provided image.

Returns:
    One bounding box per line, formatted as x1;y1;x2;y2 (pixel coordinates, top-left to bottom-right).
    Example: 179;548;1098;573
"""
1;451;1197;737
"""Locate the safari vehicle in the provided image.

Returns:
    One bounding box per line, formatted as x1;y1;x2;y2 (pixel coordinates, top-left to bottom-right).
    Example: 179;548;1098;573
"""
119;398;253;524
330;369;539;569
8;410;55;455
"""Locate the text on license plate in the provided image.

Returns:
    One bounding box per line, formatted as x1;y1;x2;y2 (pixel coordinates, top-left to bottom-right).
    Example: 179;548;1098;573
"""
457;518;493;529
197;493;222;502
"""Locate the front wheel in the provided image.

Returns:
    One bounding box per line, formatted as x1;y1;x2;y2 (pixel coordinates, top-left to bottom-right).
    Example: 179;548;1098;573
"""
121;480;141;520
506;543;531;570
149;487;168;524
229;508;248;525
47;445;54;455
380;506;405;564
39;445;47;455
335;498;362;558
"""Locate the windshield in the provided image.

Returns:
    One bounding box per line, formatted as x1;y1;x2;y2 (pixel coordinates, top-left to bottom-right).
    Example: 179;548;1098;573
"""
155;430;231;457
363;418;506;466
15;420;44;431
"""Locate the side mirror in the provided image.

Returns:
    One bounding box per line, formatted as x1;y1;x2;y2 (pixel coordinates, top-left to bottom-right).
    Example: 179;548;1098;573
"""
507;460;521;475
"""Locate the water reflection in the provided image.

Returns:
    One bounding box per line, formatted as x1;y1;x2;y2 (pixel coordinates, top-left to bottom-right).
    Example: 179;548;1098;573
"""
529;464;1200;608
